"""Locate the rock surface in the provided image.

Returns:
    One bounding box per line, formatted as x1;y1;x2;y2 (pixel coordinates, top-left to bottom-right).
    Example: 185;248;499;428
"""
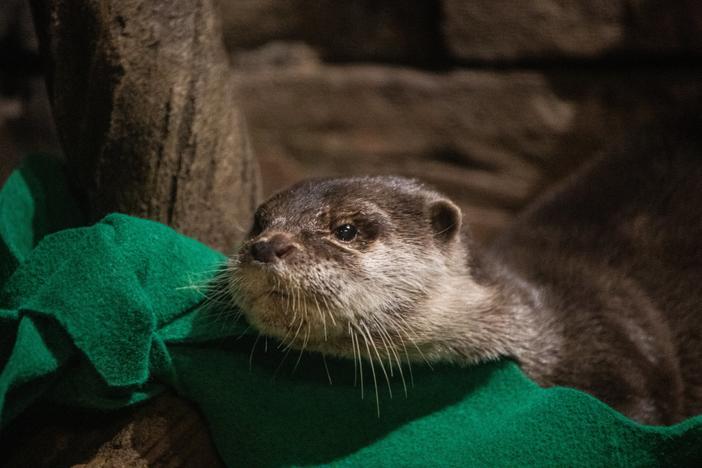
444;0;624;61
217;0;702;64
218;0;446;65
444;0;702;61
0;394;223;467
234;61;702;241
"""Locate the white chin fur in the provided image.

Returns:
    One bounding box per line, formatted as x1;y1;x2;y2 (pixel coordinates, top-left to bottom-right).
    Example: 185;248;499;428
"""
229;241;472;359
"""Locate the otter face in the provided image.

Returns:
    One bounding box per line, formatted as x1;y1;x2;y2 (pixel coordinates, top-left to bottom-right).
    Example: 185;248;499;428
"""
228;176;465;358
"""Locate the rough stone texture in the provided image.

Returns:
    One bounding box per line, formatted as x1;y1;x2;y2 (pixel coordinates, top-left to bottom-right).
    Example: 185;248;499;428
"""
218;0;446;65
443;0;702;61
30;0;261;252
217;1;702;64
234;61;702;241
0;394;223;467
6;1;702;75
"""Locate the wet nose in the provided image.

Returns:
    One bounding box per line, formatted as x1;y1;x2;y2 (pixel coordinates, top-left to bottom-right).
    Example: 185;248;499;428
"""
250;234;295;263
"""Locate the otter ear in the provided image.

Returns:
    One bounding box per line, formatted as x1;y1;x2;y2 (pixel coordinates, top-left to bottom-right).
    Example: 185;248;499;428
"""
429;199;462;243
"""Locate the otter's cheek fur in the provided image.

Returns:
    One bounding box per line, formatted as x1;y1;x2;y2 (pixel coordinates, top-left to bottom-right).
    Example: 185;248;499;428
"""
348;243;431;312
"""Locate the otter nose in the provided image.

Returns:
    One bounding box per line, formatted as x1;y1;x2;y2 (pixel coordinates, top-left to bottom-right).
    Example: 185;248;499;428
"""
250;234;295;263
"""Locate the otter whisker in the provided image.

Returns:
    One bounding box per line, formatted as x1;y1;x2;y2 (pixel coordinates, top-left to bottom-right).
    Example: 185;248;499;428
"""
290;280;298;319
380;315;416;385
235;324;251;340
277;323;294;349
322;354;333;385
309;272;333;336
180;275;241;306
297;283;305;321
360;322;393;400
403;345;414;387
349;323;358;388
293;322;311;372
370;316;396;376
194;305;243;333
287;282;296;325
281;311;305;353
193;288;230;313
180;277;232;304
294;281;303;311
276;297;296;348
272;345;293;381
176;266;231;290
372;315;408;397
312;295;328;342
277;284;298;349
348;323;356;380
350;324;364;399
325;307;338;329
177;266;226;278
321;295;337;327
276;284;303;349
392;314;434;370
356;323;381;417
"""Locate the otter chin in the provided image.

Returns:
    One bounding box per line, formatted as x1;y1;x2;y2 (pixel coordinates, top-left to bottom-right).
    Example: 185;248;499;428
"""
227;136;702;425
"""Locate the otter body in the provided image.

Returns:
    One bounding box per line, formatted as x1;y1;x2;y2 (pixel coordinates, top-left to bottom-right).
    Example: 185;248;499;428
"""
487;128;702;424
229;122;702;425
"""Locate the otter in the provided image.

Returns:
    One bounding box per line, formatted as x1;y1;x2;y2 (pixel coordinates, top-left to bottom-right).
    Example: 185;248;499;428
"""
228;122;702;425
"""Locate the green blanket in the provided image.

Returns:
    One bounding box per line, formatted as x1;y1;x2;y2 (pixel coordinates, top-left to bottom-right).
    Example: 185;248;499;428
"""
1;155;701;466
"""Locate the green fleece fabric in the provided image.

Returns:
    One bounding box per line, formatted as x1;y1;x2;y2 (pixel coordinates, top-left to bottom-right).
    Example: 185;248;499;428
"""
1;155;701;467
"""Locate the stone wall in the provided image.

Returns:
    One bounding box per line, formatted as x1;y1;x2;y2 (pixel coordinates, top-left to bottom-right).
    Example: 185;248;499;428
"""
2;0;702;239
221;0;702;241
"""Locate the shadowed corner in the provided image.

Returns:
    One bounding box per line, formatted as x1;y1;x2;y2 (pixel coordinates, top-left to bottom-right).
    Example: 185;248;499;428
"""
16;154;85;242
0;154;82;286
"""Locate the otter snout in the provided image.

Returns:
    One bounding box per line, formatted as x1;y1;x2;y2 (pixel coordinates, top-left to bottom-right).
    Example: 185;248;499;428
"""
250;233;296;263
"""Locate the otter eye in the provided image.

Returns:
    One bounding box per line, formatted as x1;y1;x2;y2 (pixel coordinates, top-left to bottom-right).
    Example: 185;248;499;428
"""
334;224;358;242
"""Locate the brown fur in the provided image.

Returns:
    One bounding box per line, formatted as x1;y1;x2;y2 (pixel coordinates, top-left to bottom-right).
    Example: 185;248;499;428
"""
487;118;702;424
228;118;702;425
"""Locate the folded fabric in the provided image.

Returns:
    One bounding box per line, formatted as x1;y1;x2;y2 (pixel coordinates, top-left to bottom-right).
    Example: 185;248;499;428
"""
1;155;700;467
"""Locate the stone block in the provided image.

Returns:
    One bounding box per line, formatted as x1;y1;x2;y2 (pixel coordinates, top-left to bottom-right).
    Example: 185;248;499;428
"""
234;63;702;240
443;0;702;61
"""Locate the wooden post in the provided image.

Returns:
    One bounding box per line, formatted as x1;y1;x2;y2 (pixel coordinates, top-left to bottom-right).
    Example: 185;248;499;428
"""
30;0;260;252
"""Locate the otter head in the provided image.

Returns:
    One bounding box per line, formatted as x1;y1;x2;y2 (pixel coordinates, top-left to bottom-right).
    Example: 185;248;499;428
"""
229;176;468;359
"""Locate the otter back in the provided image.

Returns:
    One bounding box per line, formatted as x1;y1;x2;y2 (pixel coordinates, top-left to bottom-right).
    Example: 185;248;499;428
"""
489;118;702;424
